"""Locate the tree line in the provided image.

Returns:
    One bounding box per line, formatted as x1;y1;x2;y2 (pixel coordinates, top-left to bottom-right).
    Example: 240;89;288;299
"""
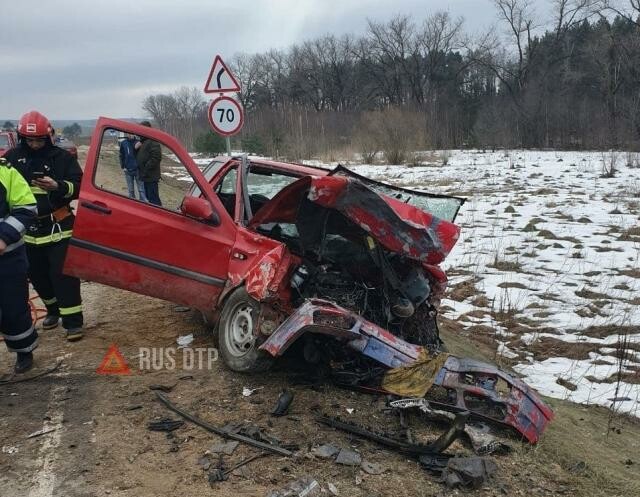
141;1;640;160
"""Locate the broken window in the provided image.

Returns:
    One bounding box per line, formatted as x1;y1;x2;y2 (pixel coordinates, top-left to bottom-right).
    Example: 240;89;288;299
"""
329;165;465;222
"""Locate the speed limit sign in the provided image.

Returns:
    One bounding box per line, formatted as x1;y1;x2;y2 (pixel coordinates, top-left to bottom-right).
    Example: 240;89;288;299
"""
207;96;244;136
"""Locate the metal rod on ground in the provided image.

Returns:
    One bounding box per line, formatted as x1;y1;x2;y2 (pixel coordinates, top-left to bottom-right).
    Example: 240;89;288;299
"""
154;392;292;457
223;452;268;476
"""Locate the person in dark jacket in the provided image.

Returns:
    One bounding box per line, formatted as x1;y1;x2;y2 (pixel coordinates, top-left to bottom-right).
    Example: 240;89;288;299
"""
136;121;162;206
0;157;38;372
119;133;146;201
3;110;84;342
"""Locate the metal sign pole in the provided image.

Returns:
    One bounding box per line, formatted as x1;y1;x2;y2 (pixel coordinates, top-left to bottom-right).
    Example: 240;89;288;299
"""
225;136;231;156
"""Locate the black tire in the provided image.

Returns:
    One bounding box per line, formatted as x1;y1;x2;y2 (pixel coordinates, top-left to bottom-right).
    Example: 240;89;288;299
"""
217;287;274;373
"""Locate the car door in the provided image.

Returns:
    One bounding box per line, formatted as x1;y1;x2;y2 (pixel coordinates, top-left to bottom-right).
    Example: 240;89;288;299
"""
64;117;236;312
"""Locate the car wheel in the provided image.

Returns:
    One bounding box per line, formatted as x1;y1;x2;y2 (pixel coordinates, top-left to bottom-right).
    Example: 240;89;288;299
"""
217;287;274;373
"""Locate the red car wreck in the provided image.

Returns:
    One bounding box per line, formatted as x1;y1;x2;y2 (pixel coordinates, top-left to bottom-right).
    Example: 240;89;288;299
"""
64;118;553;444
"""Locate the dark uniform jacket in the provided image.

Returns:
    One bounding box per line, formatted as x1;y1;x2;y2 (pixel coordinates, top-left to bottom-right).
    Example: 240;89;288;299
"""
3;141;82;244
136;138;161;182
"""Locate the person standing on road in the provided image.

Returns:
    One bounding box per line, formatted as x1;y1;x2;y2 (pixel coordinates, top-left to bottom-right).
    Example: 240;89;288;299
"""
2;110;85;342
119;133;146;201
0;157;39;372
136;121;162;206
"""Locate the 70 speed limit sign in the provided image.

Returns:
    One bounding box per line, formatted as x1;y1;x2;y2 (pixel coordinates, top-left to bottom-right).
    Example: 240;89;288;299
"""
207;96;244;137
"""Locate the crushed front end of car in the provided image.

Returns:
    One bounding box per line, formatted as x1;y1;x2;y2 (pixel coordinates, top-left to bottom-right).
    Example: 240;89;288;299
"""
243;165;553;443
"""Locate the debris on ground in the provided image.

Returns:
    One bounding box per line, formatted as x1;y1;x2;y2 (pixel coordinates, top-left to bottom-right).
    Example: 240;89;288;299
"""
148;384;176;392
147;419;184;432
310;444;340;459
26;427;57;439
335;448;362;466
389;398;512;455
207;455;228;484
316;411;467;456
464;424;511;455
266;477;321;497
242;386;263;397
271;390;294;417
208;440;239;455
439;456;498;489
176;334;194;348
155;392;293;456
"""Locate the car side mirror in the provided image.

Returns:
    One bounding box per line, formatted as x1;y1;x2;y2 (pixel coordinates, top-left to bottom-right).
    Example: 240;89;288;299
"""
181;196;220;226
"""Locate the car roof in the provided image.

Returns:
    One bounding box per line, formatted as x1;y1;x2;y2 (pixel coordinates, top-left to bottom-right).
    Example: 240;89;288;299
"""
213;155;330;177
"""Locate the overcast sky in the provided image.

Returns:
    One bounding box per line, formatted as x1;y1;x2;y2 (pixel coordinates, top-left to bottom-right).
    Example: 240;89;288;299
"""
0;0;552;120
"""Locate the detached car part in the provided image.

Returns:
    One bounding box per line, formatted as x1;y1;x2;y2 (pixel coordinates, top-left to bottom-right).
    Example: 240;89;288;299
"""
260;299;554;444
315;410;468;456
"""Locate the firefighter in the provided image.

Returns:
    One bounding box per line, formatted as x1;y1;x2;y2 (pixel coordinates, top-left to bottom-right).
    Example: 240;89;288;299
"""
2;111;84;341
0;157;38;372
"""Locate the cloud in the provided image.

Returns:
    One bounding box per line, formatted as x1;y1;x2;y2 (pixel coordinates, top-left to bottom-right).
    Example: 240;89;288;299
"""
0;0;511;119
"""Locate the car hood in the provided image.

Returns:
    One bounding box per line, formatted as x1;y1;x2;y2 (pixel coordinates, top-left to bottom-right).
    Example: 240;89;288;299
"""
249;173;461;264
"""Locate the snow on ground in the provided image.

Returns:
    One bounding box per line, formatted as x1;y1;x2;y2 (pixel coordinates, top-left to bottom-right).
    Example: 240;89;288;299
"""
339;150;640;416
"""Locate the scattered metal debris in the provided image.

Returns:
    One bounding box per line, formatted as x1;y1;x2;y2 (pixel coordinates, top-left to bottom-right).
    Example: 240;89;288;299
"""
271;390;294;417
208;455;228;484
155;392;293;456
242;386;263;397
389;398;511;455
440;457;498;489
148;384;176;392
266;477;321;497
315;410;468;456
222;452;268;477
26;427;57;439
176;334;194;348
311;444;340;459
147;419;184;432
464;424;511;455
208;441;239;456
335;448;362;466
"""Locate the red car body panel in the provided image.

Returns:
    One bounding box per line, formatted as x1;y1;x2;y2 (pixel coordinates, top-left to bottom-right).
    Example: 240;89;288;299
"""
0;130;17;156
64;118;237;314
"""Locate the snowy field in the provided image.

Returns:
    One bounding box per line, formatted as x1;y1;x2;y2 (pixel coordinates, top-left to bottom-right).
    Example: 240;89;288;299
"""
338;150;640;417
185;150;640;416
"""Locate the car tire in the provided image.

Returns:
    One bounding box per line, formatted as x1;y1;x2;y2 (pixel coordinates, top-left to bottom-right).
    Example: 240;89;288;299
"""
217;287;274;373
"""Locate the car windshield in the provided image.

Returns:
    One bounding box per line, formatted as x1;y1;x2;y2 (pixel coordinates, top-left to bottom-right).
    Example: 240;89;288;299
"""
0;135;9;147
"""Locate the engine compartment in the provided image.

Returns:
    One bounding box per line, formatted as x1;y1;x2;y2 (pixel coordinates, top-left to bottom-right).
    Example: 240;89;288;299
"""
258;197;443;350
